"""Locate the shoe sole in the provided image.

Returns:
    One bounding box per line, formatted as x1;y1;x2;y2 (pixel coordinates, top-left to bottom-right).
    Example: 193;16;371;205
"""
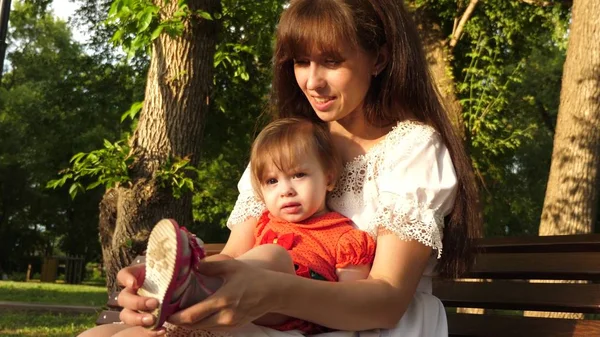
138;219;182;329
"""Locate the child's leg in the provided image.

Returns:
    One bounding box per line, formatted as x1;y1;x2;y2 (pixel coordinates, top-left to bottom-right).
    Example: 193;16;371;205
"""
236;243;295;273
112;326;156;337
235;244;295;326
77;324;134;337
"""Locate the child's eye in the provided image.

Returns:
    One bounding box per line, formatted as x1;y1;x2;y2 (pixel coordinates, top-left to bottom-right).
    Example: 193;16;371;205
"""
293;172;306;179
265;178;278;185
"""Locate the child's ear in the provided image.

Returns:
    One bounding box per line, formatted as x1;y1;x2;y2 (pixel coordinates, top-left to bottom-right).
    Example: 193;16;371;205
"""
326;173;336;192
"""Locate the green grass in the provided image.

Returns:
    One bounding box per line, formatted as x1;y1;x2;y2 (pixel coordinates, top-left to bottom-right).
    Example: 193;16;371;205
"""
0;281;107;336
0;311;96;337
0;281;107;307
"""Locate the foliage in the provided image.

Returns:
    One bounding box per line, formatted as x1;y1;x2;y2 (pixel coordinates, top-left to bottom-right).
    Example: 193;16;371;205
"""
416;0;569;235
155;156;199;199
47;139;132;199
106;0;216;58
0;0;144;273
56;0;286;243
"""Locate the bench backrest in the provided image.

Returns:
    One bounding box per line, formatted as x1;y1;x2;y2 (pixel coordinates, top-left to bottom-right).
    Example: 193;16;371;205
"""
433;234;600;337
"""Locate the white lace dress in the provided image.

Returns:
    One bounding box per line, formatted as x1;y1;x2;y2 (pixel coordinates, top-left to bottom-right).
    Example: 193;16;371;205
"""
166;120;457;337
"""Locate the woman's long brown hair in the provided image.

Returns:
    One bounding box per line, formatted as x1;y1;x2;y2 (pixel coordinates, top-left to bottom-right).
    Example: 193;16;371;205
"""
270;0;482;278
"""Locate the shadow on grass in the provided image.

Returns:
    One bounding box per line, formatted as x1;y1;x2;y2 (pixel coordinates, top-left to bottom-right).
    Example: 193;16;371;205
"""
0;311;96;337
0;281;107;307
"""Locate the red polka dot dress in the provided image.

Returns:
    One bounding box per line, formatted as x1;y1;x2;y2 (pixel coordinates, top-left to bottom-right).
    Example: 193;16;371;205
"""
253;211;376;333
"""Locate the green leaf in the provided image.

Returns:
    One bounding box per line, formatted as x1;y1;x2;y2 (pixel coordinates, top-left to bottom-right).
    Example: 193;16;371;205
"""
138;11;153;33
197;10;213;20
150;25;164;40
68;183;83;200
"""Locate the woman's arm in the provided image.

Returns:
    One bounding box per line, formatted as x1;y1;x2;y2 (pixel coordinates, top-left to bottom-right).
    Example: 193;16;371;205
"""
169;234;432;331
278;234;431;330
116;217;257;331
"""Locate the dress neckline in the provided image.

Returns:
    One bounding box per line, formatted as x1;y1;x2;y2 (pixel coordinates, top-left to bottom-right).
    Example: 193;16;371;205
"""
343;120;425;168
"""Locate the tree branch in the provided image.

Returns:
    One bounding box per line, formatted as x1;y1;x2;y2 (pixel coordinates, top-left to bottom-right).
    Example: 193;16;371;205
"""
519;0;572;7
450;0;479;49
519;0;552;6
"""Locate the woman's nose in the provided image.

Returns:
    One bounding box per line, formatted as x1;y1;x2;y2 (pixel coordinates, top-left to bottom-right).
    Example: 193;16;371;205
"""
306;63;325;91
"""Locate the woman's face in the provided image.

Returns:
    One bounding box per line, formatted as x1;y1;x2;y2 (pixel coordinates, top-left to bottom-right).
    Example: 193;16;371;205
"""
293;45;377;124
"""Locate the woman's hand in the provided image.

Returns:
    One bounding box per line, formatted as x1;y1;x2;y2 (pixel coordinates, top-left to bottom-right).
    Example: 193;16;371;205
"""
167;259;282;330
116;264;167;336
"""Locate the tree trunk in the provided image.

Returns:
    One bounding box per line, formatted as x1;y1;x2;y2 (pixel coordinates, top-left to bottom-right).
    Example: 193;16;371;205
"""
529;0;600;320
99;0;221;293
413;5;479;316
412;8;465;140
539;0;600;236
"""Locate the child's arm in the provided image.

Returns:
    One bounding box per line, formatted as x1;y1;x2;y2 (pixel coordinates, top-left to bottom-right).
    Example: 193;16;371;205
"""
217;216;258;258
335;228;376;282
336;265;371;282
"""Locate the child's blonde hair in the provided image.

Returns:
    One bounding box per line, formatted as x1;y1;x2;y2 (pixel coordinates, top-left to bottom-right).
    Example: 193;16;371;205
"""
250;118;341;200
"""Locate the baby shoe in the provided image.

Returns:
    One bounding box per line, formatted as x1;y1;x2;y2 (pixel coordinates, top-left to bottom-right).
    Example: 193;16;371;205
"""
137;219;214;330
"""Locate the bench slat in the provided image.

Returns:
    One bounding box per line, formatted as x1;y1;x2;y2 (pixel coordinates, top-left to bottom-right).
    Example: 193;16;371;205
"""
447;313;600;337
464;252;600;280
434;280;600;313
204;243;225;256
95;310;122;325
106;291;121;308
477;234;600;253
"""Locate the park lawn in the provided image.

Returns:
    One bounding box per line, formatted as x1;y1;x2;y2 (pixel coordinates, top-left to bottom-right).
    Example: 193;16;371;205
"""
0;311;96;337
0;281;107;306
0;281;106;336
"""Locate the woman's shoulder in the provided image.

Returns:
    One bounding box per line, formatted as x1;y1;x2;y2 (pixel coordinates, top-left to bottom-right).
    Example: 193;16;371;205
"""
367;120;442;163
385;120;440;148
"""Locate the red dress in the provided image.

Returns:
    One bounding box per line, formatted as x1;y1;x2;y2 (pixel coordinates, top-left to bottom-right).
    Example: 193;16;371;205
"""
254;211;376;333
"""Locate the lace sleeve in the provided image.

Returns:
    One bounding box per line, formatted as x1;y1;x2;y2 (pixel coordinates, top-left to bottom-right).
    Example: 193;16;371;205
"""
226;165;266;229
374;127;457;258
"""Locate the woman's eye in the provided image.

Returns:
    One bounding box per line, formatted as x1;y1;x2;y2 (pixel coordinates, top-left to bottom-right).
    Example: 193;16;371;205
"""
293;59;309;66
265;178;277;185
325;59;341;67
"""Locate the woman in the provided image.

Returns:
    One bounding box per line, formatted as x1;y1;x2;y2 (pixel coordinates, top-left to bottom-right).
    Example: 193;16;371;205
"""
92;0;481;336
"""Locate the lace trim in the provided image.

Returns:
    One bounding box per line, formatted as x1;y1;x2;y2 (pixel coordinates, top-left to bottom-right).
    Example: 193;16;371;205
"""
327;121;444;257
329;120;436;203
226;191;266;228
364;196;444;258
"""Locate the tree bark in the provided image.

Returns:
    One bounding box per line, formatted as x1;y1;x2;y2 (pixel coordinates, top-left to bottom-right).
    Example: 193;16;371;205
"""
530;0;600;320
539;0;600;236
412;8;465;140
99;0;221;293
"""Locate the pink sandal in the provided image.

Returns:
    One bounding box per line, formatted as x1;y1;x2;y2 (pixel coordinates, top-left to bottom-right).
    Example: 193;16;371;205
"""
138;219;214;330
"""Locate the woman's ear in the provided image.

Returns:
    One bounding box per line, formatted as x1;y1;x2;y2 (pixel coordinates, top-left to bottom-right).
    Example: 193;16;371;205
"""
372;44;389;76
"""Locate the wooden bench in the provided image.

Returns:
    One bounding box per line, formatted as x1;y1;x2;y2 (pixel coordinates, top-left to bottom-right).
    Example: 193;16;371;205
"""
434;234;600;337
97;235;600;337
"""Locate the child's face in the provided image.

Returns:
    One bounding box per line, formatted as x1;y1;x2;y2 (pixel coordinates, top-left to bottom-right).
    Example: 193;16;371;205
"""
260;151;332;223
